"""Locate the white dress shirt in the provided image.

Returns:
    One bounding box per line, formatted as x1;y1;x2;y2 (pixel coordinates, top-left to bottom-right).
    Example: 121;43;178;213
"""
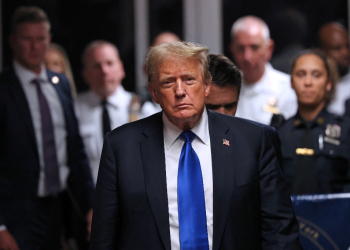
14;61;69;197
163;109;213;250
74;85;133;184
236;63;297;125
327;71;350;115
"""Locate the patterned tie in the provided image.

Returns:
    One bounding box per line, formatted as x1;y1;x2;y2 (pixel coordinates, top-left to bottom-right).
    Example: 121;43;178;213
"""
31;78;60;195
178;130;209;250
101;99;111;137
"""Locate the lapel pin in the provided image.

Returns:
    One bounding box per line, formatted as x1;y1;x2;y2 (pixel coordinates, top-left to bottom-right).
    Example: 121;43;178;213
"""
223;139;230;146
51;76;59;84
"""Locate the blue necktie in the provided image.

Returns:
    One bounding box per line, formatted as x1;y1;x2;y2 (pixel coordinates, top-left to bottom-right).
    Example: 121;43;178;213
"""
32;78;61;195
178;130;209;250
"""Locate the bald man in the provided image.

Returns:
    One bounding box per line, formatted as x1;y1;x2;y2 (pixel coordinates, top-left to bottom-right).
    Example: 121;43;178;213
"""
319;22;350;115
230;15;297;126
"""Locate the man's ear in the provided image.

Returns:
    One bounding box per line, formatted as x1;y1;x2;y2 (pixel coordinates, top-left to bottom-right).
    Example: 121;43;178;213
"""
265;39;275;62
148;82;159;104
204;79;211;97
118;60;126;81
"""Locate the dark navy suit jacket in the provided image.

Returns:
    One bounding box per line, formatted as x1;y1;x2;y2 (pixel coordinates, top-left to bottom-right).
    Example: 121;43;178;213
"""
0;67;94;241
90;110;301;250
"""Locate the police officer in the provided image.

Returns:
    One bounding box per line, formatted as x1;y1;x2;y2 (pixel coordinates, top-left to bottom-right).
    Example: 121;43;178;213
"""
279;49;350;195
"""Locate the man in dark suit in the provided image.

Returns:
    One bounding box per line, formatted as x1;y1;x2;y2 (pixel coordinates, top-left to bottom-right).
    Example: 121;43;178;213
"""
90;41;301;249
0;6;94;250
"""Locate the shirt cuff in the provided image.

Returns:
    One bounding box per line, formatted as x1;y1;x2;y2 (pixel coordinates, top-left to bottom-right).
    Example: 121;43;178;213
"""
0;225;7;231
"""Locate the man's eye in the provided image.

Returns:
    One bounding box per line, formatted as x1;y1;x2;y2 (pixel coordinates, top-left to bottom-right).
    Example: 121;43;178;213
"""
251;45;260;51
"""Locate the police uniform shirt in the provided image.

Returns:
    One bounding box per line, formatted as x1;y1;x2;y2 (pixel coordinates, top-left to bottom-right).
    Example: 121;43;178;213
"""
235;63;297;125
74;85;134;184
278;109;350;195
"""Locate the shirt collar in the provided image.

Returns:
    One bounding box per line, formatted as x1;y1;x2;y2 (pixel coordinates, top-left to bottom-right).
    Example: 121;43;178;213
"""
107;84;127;109
163;107;210;150
13;60;48;84
293;108;328;128
89;84;126;109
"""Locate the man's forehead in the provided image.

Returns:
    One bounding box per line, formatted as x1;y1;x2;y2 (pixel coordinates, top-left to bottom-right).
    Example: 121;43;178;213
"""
15;21;50;34
234;28;265;44
88;46;119;62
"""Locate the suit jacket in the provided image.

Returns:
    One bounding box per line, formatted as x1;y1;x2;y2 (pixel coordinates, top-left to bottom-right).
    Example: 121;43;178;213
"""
345;98;350;117
0;67;94;238
90;110;301;250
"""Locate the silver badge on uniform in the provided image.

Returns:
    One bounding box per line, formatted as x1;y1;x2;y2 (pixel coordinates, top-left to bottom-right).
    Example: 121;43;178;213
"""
324;124;341;146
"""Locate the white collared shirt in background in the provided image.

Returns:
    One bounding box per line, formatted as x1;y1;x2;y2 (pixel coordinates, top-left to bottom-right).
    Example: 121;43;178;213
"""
163;109;213;250
327;72;350;115
14;61;69;197
236;63;297;125
74;85;133;184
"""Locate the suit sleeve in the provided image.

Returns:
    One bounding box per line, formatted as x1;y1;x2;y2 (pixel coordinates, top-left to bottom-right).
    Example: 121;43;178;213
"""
259;127;302;249
89;133;120;249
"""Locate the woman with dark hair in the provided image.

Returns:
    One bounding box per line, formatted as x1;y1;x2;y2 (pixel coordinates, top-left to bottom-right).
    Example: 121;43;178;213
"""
278;49;350;195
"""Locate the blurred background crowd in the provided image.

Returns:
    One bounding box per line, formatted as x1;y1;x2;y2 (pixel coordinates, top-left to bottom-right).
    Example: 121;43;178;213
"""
1;0;350;249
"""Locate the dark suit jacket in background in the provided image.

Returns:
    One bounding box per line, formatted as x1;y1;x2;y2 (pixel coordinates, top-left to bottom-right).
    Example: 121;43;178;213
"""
0;67;94;243
345;98;350;117
90;110;301;250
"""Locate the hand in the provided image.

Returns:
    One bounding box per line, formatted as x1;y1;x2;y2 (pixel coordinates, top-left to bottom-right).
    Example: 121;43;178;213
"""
0;230;19;250
86;209;93;241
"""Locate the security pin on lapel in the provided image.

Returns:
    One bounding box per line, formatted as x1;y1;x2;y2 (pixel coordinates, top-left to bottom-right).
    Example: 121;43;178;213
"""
52;76;59;84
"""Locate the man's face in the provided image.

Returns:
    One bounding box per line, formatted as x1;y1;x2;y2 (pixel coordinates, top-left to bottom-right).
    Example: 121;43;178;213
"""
322;30;350;71
10;22;51;74
83;45;125;98
149;56;210;129
291;54;331;109
230;29;273;83
205;84;239;116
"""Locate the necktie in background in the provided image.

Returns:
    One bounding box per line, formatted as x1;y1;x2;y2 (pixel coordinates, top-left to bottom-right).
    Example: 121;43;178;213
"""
178;130;209;250
31;78;60;195
101;99;111;137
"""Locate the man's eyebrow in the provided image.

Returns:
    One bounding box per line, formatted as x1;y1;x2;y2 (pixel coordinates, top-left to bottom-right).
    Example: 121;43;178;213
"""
159;75;175;82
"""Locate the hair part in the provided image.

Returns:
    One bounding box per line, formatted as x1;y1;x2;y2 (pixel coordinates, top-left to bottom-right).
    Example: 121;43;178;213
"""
290;49;339;104
208;54;242;95
146;41;211;84
82;40;120;68
11;6;50;34
231;15;270;43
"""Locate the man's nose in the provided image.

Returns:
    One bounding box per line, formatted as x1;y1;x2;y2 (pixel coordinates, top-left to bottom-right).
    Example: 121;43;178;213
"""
243;48;253;61
31;40;39;50
174;80;185;97
101;64;109;74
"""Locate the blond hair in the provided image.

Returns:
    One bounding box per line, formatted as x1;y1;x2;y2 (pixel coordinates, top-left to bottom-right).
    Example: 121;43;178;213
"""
145;41;211;83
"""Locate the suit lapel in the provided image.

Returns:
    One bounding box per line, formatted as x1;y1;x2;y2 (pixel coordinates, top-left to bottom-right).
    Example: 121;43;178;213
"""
140;113;171;250
4;68;38;155
208;111;236;250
